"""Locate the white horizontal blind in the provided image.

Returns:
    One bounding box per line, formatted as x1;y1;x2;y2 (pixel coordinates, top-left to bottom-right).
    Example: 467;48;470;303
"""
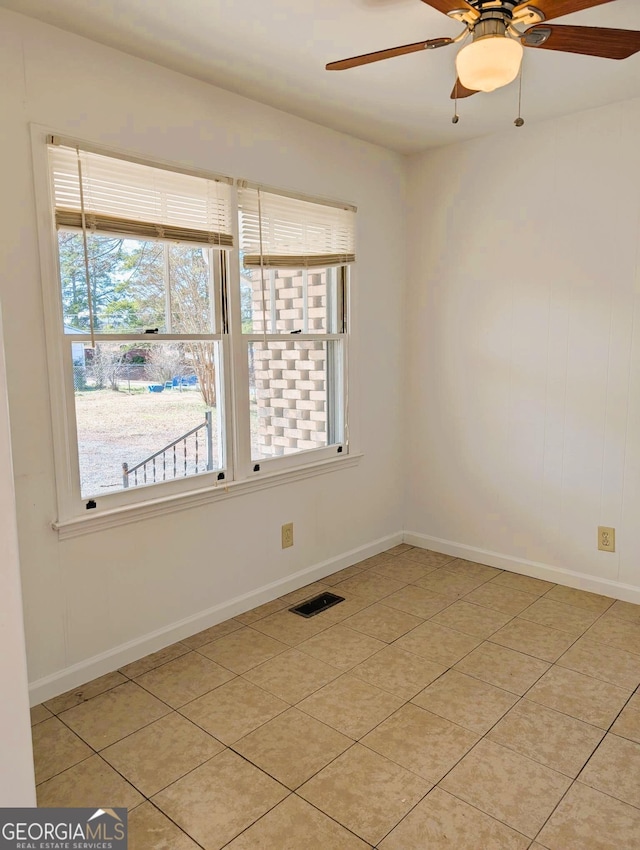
49;143;234;247
238;184;356;268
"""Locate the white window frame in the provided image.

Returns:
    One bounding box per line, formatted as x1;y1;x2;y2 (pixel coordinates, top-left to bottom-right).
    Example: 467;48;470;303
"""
30;127;359;537
234;267;349;477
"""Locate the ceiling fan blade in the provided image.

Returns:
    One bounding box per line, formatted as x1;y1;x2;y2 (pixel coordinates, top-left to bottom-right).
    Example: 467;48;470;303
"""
522;25;640;59
513;1;616;22
420;0;473;14
326;37;453;71
450;79;479;99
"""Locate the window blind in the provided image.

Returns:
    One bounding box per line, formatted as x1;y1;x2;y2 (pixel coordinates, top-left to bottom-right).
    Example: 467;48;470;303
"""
48;143;234;247
238;183;356;269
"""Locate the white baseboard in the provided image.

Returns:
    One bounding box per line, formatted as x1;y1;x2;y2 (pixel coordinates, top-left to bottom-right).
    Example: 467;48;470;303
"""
404;531;640;606
28;531;403;706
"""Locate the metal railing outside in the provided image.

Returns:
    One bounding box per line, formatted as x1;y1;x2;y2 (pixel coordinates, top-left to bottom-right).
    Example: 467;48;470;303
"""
122;409;214;488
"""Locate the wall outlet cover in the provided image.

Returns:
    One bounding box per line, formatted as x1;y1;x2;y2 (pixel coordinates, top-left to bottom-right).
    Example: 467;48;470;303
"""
598;526;615;553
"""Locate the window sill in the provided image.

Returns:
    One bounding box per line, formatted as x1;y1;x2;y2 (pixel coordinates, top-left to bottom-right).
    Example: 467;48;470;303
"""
52;452;363;540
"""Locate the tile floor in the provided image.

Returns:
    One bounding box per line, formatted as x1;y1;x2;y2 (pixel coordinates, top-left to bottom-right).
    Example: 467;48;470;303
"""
30;545;640;849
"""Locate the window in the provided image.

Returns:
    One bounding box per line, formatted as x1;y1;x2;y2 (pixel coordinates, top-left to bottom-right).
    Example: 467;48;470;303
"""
42;138;355;525
238;185;353;467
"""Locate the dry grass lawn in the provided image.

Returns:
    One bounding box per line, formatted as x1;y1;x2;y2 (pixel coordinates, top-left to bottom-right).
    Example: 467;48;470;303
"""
75;385;215;497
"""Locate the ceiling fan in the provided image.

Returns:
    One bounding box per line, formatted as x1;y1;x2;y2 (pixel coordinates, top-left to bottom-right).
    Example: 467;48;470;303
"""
326;1;640;99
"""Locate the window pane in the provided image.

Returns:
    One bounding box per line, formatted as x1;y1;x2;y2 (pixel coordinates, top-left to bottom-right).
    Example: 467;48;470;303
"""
72;341;223;497
59;232;214;334
169;244;215;334
241;267;337;334
249;340;342;460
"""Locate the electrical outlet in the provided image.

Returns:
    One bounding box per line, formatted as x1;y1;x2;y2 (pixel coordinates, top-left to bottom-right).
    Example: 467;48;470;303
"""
598;526;615;553
281;522;294;549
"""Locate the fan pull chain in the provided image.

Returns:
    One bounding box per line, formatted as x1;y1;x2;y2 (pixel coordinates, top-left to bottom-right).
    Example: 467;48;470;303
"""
514;62;525;128
452;80;460;124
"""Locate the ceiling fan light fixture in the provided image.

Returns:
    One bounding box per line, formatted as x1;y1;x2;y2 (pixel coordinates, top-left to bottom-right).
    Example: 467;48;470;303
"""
456;35;524;93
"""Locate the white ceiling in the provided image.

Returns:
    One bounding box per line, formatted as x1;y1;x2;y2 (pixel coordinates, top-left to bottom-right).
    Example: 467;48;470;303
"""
2;0;640;152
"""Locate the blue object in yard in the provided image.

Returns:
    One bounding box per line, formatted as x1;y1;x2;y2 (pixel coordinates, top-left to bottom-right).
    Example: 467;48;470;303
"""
172;375;198;388
148;384;164;393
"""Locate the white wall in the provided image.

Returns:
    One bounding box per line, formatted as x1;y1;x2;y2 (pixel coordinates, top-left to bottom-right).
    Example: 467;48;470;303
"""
0;8;407;701
0;303;36;805
405;99;640;600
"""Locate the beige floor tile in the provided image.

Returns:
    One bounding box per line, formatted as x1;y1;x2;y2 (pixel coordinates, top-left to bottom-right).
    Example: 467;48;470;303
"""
343;603;423;643
180;618;244;647
454;642;549;695
30;704;53;726
412;670;518;734
440;739;571;838
415;568;490;599
557;635;640;690
463;582;539;616
395;621;481;667
243;647;341;704
136;651;234;708
362;703;479;783
31;717;93;784
385;543;416;556
542;584;615;614
608;599;640;624
612;694;640;744
101;712;223;796
44;670;128;714
579;733;640;808
153;749;287;850
36;754;144;810
59;681;171;749
518;598;600;636
400;548;456;568
321;563;367;586
369;557;435;584
430;600;511;639
357;552;395;568
489;572;555;597
225;794;371;850
233;707;352;789
526;666;631;729
489;618;576;663
119;641;190;678
298;674;403;739
487;699;604;778
537;782;640;850
382;585;450;619
236;599;289;625
332;572;407;603
379;787;529;850
298;743;430;846
297;625;386;671
586;613;640;656
352;645;446;701
129;802;202;850
179;677;289;744
249;608;332;646
444;559;503;582
197;628;288;674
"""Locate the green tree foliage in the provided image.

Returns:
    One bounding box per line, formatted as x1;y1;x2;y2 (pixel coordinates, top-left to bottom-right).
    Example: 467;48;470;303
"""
58;231;131;330
58;230;219;406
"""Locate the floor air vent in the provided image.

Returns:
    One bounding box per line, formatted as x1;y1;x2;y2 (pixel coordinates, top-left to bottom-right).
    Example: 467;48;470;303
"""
290;592;345;618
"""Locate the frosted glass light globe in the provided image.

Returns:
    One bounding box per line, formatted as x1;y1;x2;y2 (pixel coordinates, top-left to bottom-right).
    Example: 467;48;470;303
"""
456;36;524;93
